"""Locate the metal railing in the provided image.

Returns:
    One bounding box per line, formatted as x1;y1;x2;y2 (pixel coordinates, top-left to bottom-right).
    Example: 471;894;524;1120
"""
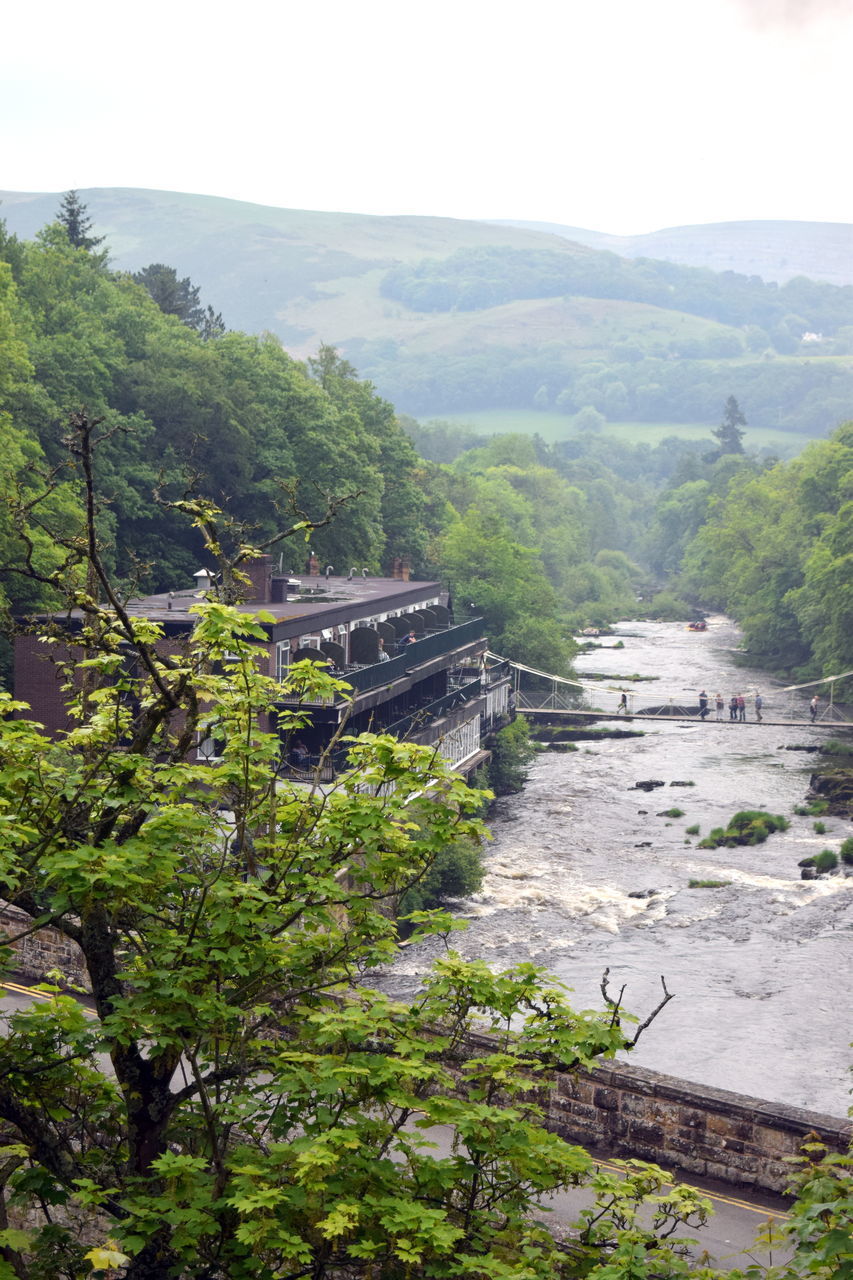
279;680;486;782
279;618;486;702
378;678;484;743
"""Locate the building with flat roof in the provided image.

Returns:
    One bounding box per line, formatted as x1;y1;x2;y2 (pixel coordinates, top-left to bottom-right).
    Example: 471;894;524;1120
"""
14;556;512;778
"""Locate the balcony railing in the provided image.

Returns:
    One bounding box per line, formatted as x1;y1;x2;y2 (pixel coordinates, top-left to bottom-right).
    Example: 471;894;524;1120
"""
279;618;487;703
279;679;485;782
378;677;484;743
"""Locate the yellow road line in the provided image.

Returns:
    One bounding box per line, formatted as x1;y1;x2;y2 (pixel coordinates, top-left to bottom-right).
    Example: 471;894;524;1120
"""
2;980;55;1000
593;1158;789;1218
2;979;97;1015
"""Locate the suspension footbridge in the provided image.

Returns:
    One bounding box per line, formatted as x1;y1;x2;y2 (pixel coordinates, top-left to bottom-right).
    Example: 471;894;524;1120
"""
487;653;853;729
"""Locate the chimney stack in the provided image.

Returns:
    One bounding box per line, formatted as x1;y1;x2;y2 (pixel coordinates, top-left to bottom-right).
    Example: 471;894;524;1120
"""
241;554;273;604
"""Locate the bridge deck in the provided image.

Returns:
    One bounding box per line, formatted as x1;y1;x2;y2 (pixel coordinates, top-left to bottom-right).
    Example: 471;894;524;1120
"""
521;708;853;727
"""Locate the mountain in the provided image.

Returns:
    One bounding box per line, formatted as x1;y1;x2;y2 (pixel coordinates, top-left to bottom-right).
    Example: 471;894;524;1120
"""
492;219;853;288
2;188;852;435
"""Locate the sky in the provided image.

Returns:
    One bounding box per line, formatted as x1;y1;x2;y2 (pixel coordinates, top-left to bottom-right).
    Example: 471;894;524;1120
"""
3;0;852;236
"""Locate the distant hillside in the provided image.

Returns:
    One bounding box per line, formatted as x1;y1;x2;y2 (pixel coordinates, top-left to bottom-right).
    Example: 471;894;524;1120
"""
494;218;853;288
2;188;852;434
0;188;572;340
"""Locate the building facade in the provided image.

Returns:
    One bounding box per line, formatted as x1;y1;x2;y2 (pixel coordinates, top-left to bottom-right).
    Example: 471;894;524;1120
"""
15;557;513;780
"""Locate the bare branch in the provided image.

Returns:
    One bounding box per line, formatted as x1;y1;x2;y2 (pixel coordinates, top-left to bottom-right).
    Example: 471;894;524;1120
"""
625;975;674;1048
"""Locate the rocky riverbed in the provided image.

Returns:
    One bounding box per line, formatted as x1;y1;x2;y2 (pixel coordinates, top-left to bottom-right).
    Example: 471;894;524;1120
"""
382;618;853;1117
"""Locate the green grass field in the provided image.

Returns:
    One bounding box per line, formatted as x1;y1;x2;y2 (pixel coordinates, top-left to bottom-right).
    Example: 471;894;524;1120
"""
425;409;819;456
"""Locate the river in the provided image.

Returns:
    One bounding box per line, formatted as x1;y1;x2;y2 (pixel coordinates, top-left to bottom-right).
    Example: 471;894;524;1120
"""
386;617;853;1118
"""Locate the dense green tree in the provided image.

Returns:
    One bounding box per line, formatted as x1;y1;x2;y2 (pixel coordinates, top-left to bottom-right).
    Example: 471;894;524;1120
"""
711;395;747;456
439;505;572;672
306;344;430;573
678;424;853;679
55;189;105;252
132;263;225;338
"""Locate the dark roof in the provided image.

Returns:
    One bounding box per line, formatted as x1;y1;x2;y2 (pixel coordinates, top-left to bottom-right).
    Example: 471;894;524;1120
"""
125;575;444;639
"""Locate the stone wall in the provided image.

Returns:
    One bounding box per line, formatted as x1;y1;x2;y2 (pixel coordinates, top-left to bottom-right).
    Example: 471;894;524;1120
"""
546;1058;851;1194
0;904;90;991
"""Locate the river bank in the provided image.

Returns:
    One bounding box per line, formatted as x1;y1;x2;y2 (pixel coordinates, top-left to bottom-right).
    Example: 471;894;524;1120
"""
384;617;853;1117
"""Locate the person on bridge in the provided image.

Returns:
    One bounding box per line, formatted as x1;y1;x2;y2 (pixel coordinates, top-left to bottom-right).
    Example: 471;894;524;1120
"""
715;693;725;720
729;695;738;721
737;694;746;721
698;690;709;720
810;695;820;722
617;691;628;714
754;692;763;722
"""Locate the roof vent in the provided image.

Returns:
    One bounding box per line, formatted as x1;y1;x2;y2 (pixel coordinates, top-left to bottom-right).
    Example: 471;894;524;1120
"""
193;568;215;593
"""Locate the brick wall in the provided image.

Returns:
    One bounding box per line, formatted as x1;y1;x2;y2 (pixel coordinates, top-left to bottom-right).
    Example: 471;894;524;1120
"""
14;634;75;736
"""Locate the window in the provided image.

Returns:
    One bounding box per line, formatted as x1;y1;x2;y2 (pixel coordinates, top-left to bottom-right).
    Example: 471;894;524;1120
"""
197;725;225;763
275;640;291;682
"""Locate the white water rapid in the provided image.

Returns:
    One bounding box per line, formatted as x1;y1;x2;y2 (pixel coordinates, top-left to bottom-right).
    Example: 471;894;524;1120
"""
386;618;853;1117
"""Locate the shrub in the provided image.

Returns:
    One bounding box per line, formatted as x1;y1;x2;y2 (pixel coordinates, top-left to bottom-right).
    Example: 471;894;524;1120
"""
685;823;700;835
699;810;789;849
486;716;536;795
840;837;853;866
794;800;829;817
398;836;485;925
814;849;839;872
645;589;692;620
813;821;826;834
688;879;731;889
821;738;853;757
661;807;684;818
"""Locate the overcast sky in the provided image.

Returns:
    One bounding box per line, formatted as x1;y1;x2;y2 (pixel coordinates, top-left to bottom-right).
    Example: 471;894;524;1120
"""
3;0;851;235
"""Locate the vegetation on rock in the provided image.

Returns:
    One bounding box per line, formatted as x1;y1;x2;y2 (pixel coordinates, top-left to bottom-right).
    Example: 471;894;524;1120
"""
698;810;790;849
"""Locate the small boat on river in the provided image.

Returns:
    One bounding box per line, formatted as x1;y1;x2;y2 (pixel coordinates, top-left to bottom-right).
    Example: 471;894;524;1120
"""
687;620;707;632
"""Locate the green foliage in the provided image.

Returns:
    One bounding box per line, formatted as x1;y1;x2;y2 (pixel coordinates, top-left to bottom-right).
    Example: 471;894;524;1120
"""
813;821;827;834
397;836;485;922
132;262;225;338
687;879;730;888
698;810;790;848
685;823;700;835
55;190;105;252
0;221;434;614
773;1140;853;1280
814;849;839;871
645;589;693;620
840;838;853;866
794;799;829;816
711;395;747;456
486;716;537;796
661;807;685;818
680;423;853;679
822;738;853;756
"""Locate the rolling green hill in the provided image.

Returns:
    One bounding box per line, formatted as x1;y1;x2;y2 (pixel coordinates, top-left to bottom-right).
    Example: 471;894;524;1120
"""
2;188;852;435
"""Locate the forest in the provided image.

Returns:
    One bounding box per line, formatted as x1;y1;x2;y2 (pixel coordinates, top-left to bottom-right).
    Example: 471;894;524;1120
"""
0;205;852;691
